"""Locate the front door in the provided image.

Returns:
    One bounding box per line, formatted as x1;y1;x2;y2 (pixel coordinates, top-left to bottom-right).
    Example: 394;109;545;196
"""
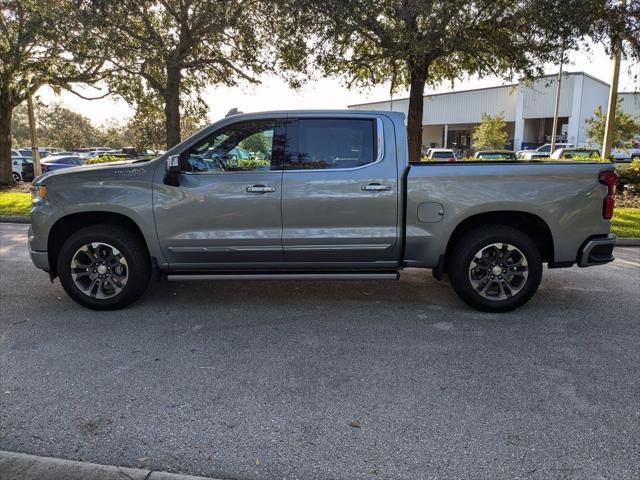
281;116;399;265
153;118;285;269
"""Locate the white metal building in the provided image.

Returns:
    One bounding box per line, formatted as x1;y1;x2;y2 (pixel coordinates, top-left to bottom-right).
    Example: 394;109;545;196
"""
348;72;640;154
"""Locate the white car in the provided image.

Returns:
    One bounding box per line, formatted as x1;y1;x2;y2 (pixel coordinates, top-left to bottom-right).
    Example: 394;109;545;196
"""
11;156;24;182
516;150;550;160
606;145;639;162
536;142;574;153
550;147;601;160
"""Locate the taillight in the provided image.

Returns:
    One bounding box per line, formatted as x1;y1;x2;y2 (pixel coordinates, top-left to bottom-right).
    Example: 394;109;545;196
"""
599;171;617;220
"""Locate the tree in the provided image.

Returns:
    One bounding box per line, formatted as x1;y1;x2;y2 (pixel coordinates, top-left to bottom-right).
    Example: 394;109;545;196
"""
12;101;103;149
85;0;269;149
280;0;634;163
585;100;640;149
0;0;105;184
126;95;209;150
473;113;509;150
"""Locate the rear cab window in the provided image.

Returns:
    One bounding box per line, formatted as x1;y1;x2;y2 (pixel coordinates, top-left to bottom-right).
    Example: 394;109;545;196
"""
284;118;377;170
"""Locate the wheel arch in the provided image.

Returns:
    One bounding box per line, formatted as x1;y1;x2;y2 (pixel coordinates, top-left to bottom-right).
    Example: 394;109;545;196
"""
444;211;554;268
47;211;152;279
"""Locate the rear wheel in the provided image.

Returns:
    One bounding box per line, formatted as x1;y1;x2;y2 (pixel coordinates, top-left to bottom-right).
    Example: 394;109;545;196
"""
448;226;543;312
12;172;21;183
57;225;151;310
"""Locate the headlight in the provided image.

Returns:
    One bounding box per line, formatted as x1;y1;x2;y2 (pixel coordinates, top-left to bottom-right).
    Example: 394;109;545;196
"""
32;185;47;204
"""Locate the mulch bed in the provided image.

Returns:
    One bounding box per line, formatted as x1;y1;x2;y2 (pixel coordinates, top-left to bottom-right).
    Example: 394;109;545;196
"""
0;182;32;193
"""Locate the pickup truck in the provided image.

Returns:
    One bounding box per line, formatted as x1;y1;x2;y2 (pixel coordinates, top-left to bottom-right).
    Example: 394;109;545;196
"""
29;110;617;312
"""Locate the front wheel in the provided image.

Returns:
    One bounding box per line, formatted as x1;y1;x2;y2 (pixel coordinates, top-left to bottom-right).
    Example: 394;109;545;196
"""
448;226;543;312
12;172;21;183
56;225;151;310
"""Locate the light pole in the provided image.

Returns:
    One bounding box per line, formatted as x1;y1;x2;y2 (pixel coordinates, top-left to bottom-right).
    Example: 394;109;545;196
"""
602;42;622;160
27;93;42;177
550;43;565;154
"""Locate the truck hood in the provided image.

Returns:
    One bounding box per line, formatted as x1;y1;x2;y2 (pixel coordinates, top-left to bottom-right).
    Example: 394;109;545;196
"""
34;159;154;185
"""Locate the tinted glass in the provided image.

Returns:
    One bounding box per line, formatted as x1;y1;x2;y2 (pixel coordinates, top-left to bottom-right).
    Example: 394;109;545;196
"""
563;150;599;159
285;118;375;170
185;120;277;173
432;152;454;159
477;153;514;160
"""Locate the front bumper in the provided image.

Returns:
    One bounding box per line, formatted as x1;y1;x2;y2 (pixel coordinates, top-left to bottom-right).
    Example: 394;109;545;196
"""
29;248;50;272
577;234;616;267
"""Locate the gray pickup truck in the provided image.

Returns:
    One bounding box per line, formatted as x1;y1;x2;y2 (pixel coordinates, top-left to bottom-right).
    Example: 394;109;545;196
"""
29;110;617;312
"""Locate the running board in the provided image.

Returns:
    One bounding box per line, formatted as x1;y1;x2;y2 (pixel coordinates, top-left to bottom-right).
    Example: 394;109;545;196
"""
166;271;400;281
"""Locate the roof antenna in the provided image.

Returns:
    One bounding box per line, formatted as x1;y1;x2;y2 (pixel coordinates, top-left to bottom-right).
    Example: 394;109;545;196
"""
225;108;242;117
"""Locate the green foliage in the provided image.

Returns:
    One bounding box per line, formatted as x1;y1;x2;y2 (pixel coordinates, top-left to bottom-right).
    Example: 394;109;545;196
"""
12;101;99;149
585;100;640;149
0;0;106;184
472;113;508;150
84;155;125;165
239;134;272;160
611;208;640;238
85;0;270;147
11;102;133;149
0;191;31;216
617;159;640;193
278;0;608;163
127;95;209;150
236;159;271;170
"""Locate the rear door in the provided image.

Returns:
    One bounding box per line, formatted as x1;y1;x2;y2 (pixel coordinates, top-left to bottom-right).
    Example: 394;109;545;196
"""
281;115;400;265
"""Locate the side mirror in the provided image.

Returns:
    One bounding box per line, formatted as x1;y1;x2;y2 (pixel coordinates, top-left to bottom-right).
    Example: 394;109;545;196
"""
164;155;181;186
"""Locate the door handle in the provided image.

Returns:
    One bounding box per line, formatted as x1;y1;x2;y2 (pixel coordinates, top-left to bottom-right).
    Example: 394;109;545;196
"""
246;185;276;194
361;183;392;192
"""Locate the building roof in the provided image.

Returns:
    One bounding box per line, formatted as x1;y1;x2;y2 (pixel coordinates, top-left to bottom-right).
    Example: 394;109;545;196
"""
347;71;630;108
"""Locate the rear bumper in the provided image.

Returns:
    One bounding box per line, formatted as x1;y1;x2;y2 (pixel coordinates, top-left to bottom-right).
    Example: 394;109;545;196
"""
577;234;616;267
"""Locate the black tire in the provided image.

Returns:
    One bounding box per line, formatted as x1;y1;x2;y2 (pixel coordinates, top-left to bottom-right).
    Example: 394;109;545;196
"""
448;226;543;313
12;172;21;183
56;224;151;310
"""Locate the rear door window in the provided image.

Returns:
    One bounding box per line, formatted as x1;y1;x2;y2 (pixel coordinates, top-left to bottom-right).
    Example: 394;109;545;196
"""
284;118;376;170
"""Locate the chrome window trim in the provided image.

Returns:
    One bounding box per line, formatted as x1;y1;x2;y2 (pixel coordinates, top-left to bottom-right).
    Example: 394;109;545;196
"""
180;116;385;175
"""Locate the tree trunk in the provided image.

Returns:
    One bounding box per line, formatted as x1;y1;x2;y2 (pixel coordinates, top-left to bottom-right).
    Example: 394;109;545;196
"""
0;102;14;185
406;61;427;164
164;65;182;149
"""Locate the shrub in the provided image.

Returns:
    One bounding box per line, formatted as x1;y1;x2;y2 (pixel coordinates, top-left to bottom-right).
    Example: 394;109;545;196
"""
617;159;640;195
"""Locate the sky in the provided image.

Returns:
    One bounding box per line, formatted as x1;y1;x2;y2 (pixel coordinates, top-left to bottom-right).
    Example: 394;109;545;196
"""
38;42;639;127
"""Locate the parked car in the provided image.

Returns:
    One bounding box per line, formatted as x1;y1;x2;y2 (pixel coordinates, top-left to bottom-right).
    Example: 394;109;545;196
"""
550;147;601;160
536;142;574;153
11;156;24;182
516;151;550;160
29;110;617;313
473;150;517;161
425;148;458;162
16;147;54;159
40;154;85;172
12;156;35;182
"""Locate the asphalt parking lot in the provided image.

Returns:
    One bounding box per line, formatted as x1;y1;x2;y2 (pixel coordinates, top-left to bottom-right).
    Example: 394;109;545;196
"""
1;222;639;480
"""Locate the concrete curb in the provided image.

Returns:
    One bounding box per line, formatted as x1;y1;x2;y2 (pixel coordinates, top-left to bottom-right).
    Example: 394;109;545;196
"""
0;451;220;480
0;215;29;223
616;237;640;246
